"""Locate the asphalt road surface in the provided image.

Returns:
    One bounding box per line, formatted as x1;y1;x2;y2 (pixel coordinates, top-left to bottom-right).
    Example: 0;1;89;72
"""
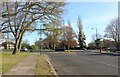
44;51;119;75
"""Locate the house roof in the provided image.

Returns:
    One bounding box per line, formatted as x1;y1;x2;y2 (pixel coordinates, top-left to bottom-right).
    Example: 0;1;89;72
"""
2;41;14;45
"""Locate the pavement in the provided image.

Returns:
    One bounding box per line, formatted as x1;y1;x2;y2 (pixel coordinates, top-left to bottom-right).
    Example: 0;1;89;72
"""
44;51;119;75
3;53;38;75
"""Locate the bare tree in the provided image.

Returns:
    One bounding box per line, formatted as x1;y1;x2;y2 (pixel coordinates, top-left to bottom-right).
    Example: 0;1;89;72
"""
2;2;65;54
104;17;120;51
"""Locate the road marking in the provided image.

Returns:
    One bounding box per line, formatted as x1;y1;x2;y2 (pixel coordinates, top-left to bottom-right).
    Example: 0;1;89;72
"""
97;61;119;68
80;56;119;68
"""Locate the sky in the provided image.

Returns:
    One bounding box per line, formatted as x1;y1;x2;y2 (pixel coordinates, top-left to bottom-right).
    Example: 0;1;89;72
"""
66;0;119;2
23;2;118;45
62;2;118;45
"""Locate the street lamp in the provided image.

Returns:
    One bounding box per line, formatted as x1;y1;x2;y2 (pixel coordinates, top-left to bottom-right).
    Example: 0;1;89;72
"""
92;27;98;49
39;24;45;55
25;24;46;54
92;28;98;40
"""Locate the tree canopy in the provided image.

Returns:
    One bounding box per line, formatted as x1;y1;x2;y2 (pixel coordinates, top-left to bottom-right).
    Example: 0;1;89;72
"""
104;17;120;51
1;2;65;54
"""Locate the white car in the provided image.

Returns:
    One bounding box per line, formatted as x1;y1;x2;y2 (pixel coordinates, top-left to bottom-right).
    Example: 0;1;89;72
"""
21;48;28;51
24;48;28;51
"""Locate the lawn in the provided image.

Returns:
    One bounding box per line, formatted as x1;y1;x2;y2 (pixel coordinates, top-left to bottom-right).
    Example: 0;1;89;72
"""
1;51;30;74
1;51;55;76
36;54;54;76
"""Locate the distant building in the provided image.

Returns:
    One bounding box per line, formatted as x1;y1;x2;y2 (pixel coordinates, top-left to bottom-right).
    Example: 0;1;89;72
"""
2;41;14;49
0;44;4;50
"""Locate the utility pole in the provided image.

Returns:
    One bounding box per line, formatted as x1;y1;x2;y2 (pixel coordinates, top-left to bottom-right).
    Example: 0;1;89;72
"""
92;27;98;49
39;24;44;55
92;28;98;40
96;28;98;40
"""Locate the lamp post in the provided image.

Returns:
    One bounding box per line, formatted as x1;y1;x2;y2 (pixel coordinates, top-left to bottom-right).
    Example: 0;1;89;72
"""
92;27;102;53
95;28;98;40
92;28;98;40
25;24;45;54
92;27;98;49
39;24;45;55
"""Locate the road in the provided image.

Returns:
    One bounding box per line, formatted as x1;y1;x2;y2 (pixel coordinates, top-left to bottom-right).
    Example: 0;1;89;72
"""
44;51;119;75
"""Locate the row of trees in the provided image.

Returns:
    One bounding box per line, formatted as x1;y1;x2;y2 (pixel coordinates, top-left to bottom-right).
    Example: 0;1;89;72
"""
34;16;86;50
88;17;120;51
35;20;78;50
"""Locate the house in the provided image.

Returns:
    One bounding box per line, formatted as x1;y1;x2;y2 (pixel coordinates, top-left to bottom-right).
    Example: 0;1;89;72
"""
0;44;4;50
2;41;14;49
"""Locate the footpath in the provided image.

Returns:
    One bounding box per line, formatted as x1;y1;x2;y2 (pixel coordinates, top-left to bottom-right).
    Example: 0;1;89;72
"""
3;53;38;75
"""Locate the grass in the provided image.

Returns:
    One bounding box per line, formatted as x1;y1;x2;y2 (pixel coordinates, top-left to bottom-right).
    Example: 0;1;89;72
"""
36;54;54;76
1;52;55;76
1;52;30;74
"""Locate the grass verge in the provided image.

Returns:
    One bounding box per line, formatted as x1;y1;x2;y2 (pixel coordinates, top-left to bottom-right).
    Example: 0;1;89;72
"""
36;54;53;76
1;52;30;74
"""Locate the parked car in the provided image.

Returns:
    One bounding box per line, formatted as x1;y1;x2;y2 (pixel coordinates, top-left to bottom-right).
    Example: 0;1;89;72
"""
105;47;118;52
21;48;28;52
55;47;66;51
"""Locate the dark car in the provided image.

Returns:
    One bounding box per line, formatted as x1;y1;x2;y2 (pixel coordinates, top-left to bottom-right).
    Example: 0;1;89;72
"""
55;47;66;51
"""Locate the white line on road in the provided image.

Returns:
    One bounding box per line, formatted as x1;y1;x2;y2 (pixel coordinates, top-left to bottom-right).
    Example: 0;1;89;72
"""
80;56;119;68
97;61;119;68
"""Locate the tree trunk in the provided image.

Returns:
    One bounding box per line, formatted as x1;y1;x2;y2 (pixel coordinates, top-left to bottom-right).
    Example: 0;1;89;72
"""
12;31;24;55
79;41;83;49
18;35;23;53
12;38;19;55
